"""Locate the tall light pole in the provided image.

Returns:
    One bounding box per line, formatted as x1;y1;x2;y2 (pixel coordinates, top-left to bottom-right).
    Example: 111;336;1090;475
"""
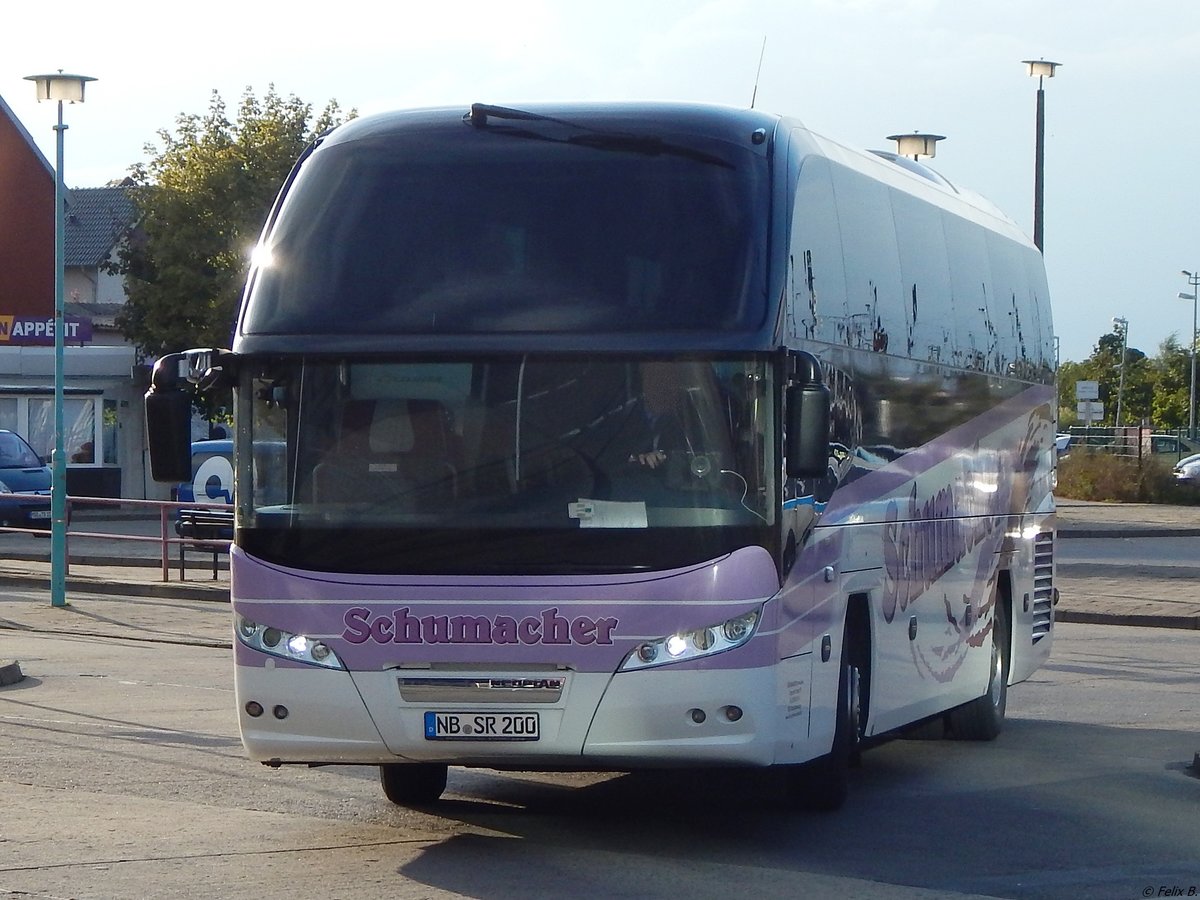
1112;317;1128;427
1181;270;1200;440
1022;59;1062;252
23;70;96;609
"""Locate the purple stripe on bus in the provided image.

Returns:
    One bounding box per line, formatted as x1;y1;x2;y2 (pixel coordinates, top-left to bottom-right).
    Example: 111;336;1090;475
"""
233;545;782;673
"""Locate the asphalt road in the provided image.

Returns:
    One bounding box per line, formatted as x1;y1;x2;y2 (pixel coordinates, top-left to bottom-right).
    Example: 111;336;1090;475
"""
1059;534;1200;569
1;586;1197;900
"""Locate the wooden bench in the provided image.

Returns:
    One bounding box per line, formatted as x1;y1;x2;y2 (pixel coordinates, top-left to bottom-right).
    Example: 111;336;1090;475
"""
175;508;233;580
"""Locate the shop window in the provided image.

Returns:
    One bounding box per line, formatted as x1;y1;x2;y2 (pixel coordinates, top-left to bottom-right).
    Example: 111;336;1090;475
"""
28;399;51;460
28;397;98;463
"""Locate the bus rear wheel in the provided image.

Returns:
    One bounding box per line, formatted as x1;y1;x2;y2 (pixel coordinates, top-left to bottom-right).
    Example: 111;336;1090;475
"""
947;588;1009;741
379;763;448;805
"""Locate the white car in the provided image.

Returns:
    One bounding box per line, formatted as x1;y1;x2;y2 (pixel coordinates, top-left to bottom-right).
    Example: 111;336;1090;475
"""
1172;452;1200;484
1055;433;1071;455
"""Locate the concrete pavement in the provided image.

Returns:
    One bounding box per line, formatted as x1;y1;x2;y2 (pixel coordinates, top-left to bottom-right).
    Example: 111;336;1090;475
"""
0;501;1198;659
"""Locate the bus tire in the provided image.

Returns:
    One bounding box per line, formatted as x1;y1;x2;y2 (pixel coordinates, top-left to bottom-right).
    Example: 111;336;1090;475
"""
788;627;865;811
379;763;448;805
947;588;1009;741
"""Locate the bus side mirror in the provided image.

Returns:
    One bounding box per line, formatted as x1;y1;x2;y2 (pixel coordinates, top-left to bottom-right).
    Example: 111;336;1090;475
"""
146;389;193;482
144;353;193;483
785;354;831;479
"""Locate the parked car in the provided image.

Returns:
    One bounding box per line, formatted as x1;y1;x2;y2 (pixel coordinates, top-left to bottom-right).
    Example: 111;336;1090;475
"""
175;439;234;540
1148;434;1200;457
1173;452;1200;485
176;439;234;506
1055;433;1071;455
0;430;52;530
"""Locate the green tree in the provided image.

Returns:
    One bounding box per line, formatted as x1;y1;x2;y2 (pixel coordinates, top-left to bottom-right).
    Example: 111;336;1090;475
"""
1060;328;1200;430
1118;345;1153;425
1150;335;1191;427
112;86;352;356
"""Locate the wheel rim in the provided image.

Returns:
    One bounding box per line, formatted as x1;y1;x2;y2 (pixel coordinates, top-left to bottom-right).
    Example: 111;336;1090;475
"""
988;635;1003;708
847;664;863;743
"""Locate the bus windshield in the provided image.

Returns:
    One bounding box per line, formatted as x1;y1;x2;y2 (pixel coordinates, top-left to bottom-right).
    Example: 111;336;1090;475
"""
240;356;776;574
240;123;768;336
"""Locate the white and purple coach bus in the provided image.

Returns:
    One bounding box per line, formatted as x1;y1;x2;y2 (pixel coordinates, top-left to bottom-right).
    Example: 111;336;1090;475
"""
145;102;1057;810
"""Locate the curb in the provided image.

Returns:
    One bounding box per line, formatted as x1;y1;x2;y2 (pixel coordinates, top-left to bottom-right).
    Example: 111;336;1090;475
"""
1055;609;1200;630
4;552;228;571
1058;528;1200;539
0;571;229;604
1056;562;1200;578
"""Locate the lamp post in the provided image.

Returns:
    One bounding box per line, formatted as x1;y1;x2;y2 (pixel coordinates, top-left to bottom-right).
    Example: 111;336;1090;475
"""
1181;270;1200;440
1112;317;1128;427
886;132;945;161
23;70;96;609
1022;59;1062;253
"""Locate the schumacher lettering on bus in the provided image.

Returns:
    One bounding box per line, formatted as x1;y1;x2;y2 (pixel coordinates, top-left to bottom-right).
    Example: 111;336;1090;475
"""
341;606;619;646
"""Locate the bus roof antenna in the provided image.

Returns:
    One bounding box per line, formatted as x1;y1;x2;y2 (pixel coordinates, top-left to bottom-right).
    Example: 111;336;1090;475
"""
750;36;767;109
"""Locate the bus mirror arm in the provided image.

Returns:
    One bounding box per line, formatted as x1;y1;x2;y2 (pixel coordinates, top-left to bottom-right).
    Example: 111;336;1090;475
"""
187;348;239;391
148;348;239;392
785;352;831;479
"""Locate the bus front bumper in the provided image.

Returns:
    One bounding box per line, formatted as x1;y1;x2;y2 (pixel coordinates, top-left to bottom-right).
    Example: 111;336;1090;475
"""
235;659;781;769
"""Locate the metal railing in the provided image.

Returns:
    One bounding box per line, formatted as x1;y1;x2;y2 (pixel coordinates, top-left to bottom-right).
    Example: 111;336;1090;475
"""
1065;426;1200;463
1;494;233;582
1066;427;1140;459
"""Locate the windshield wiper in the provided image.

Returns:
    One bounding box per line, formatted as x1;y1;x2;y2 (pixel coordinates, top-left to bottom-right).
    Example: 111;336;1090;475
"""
565;132;733;168
467;103;577;129
465;103;734;169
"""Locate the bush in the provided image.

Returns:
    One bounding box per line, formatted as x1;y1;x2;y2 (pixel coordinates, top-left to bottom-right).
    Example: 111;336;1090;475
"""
1056;449;1200;504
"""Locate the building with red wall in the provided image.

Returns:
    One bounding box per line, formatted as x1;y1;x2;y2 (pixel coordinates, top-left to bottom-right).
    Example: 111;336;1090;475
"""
0;92;160;499
0;93;53;317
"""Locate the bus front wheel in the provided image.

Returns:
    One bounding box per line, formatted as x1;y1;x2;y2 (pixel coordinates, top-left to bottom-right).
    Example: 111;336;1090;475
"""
787;629;864;811
379;763;448;805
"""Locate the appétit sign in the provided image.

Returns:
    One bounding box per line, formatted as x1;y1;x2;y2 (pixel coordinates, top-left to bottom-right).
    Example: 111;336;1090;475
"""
0;316;93;345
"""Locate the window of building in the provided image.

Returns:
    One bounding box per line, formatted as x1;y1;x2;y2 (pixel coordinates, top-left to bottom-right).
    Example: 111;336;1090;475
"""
3;394;111;465
0;399;17;433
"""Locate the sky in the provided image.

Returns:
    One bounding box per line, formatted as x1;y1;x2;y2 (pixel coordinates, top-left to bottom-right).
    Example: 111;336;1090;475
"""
2;0;1197;364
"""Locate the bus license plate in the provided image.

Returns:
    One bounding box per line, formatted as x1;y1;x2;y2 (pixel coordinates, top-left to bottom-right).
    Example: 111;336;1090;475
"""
424;711;540;741
28;510;51;520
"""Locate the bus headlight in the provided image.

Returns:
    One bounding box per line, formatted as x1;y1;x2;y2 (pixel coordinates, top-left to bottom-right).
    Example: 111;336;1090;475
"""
620;609;761;671
235;615;345;670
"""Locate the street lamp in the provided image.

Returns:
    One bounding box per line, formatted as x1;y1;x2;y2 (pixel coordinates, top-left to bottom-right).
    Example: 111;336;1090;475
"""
23;70;96;609
1181;270;1200;440
885;132;946;161
1112;317;1128;427
1022;58;1062;252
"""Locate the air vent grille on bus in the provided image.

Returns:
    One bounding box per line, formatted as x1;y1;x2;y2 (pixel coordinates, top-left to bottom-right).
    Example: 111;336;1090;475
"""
1032;531;1054;643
